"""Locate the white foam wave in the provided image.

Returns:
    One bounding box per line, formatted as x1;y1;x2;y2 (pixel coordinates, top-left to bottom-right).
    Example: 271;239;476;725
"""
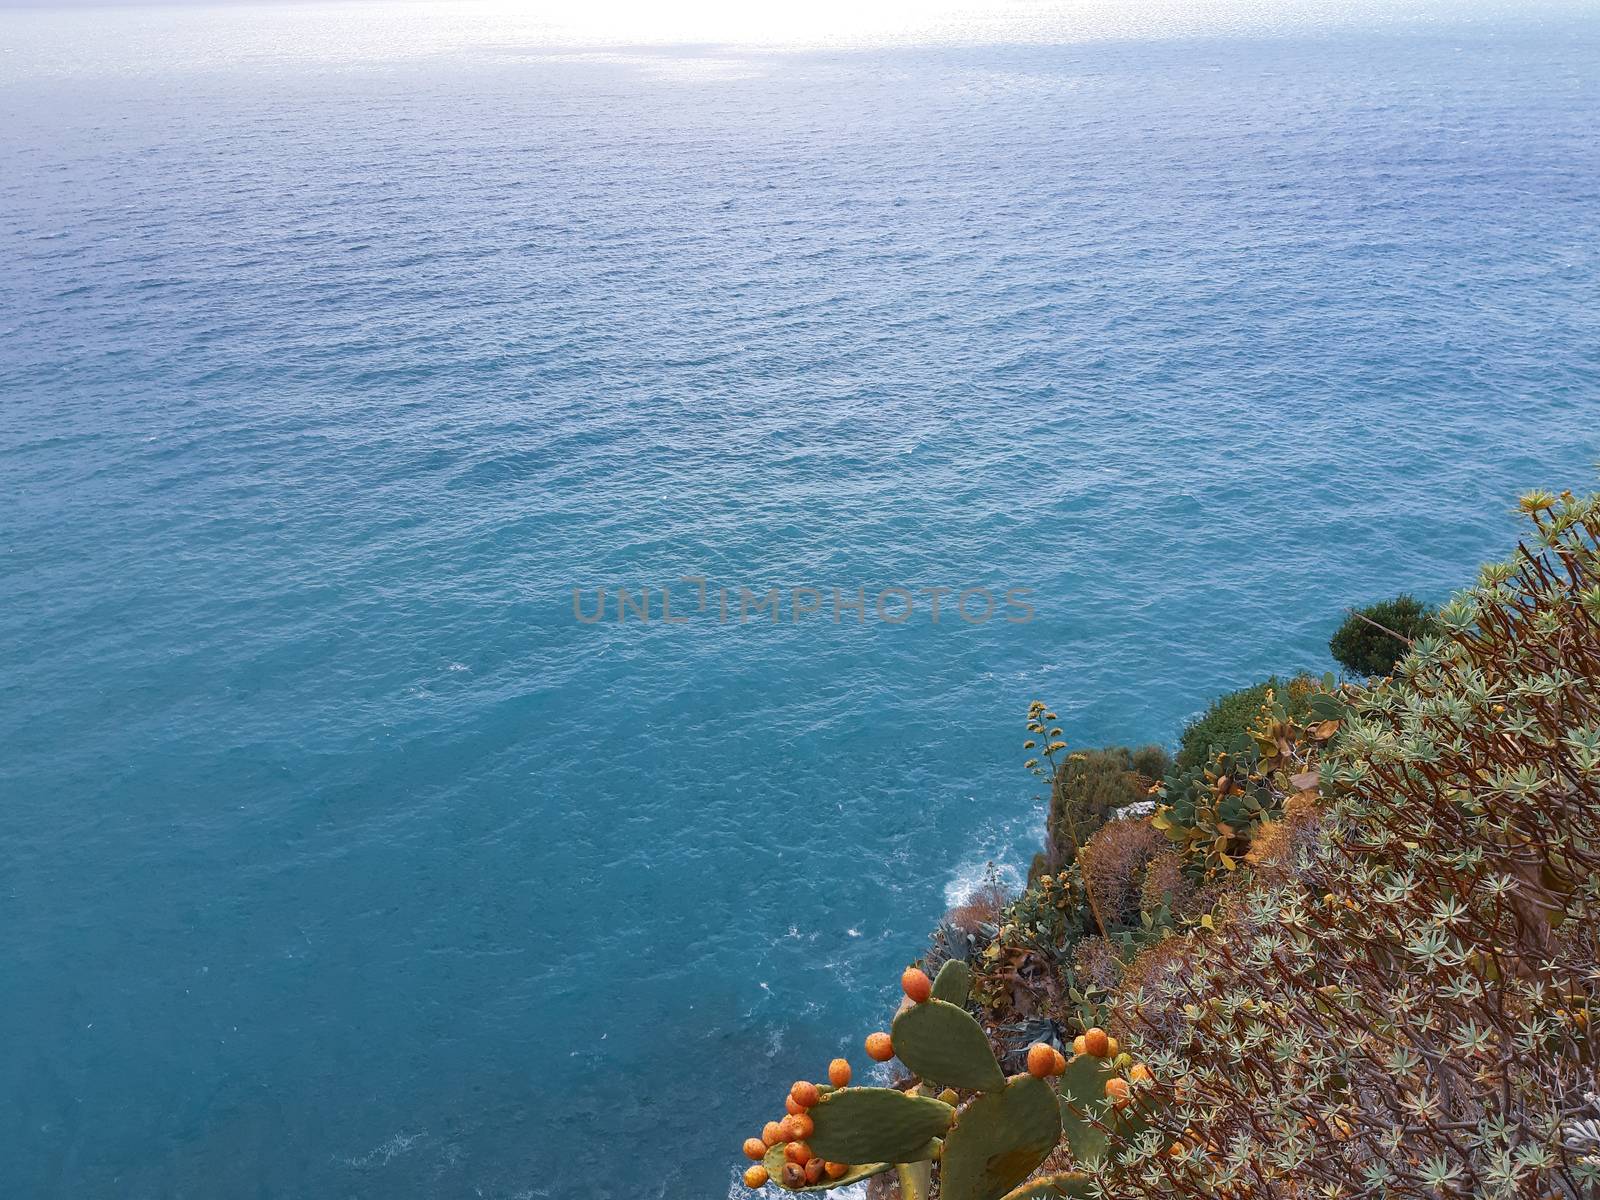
942;856;1023;910
727;1168;873;1200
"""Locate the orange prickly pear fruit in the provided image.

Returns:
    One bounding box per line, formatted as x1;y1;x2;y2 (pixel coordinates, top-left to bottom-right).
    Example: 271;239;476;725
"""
1072;1034;1087;1056
744;1164;769;1188
782;1163;805;1188
791;1080;821;1108
1082;1028;1110;1057
828;1058;851;1087
1051;1047;1068;1075
790;1113;815;1139
865;1031;893;1061
1026;1043;1057;1078
761;1121;785;1147
803;1158;825;1184
1105;1077;1131;1106
743;1138;767;1161
785;1095;805;1116
1129;1062;1153;1084
901;967;932;1003
825;1162;848;1179
785;1141;813;1167
1107;1036;1120;1057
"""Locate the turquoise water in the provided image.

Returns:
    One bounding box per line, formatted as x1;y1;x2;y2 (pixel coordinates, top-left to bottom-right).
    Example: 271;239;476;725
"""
3;5;1599;1197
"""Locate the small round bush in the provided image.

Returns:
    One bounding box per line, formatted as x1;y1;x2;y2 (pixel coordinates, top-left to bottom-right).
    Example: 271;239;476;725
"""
1080;817;1167;930
1174;676;1316;772
1329;593;1438;678
1040;745;1170;874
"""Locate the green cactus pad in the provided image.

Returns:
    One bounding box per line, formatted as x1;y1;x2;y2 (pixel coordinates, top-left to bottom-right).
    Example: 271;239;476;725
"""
999;1170;1095;1200
938;1074;1062;1200
1055;1053;1116;1163
806;1087;954;1164
760;1144;893;1191
891;998;1006;1091
897;1159;933;1200
1055;1055;1158;1164
931;959;972;1005
1058;1117;1106;1166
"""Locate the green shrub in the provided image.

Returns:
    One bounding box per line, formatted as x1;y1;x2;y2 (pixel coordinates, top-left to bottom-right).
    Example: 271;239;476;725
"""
1080;817;1167;930
1108;488;1600;1200
734;486;1600;1200
1126;744;1171;781
1173;675;1315;772
1039;745;1170;875
1328;592;1439;677
1156;681;1346;884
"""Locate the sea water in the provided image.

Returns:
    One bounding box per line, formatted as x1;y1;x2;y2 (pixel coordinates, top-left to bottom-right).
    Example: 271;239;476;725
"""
2;2;1598;1196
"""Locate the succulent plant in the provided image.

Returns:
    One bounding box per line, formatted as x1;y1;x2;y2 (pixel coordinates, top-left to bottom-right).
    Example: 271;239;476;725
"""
1052;1046;1148;1165
892;997;1009;1092
738;482;1600;1200
938;1073;1061;1200
740;957;1156;1200
758;1142;892;1192
805;1087;952;1164
1103;486;1600;1200
1000;1171;1096;1200
1152;678;1347;884
931;957;973;1004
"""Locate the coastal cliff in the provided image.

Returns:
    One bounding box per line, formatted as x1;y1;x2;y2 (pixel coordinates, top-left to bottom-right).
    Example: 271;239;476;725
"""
736;486;1600;1200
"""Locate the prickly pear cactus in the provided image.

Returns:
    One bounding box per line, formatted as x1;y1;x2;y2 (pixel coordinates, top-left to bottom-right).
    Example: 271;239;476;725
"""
901;1162;933;1200
760;1145;891;1192
1054;1051;1115;1162
1054;1052;1150;1164
891;998;1007;1091
930;958;972;1004
737;960;1161;1199
806;1087;953;1164
938;1074;1062;1200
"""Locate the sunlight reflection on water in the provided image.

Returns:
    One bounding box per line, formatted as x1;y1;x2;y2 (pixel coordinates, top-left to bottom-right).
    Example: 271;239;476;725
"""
0;0;1561;82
